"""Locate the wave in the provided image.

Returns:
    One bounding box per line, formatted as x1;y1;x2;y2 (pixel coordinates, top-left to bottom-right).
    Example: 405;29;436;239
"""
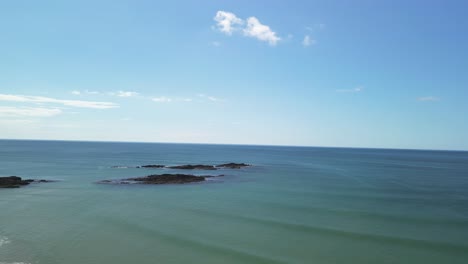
185;207;468;253
0;236;31;264
102;216;288;264
0;236;10;247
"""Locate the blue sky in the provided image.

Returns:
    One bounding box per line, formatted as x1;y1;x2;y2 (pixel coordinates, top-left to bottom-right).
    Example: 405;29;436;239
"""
1;0;468;150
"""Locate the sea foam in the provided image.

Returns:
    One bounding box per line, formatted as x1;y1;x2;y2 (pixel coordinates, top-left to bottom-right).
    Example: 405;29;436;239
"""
0;236;10;247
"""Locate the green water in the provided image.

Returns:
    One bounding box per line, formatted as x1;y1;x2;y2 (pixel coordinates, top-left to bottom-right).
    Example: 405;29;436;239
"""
1;140;468;263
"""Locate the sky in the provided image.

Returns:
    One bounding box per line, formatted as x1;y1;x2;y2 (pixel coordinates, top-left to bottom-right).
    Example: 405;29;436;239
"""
1;0;468;150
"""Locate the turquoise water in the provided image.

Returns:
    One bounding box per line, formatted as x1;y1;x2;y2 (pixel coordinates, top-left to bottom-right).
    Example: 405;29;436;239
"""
1;140;468;264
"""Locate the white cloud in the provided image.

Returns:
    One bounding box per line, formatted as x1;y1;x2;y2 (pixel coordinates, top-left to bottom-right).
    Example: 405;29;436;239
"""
336;87;363;93
214;11;281;46
0;106;62;117
152;96;172;103
0;94;119;109
302;35;316;47
418;96;440;102
214;11;244;35
115;91;139;97
71;90;81;95
243;17;281;45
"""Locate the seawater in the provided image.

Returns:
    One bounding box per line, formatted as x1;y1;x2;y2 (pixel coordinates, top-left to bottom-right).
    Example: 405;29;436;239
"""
0;140;467;264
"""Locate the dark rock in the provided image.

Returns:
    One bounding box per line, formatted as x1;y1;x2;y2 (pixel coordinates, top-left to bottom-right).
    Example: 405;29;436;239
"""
203;174;225;178
167;164;217;170
139;165;165;168
0;176;55;188
97;173;226;185
216;163;251;169
0;176;30;188
127;174;205;184
37;179;56;183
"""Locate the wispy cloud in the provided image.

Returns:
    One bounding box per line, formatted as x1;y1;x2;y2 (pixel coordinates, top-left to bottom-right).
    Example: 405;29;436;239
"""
152;96;194;103
302;35;316;47
0;106;62;117
71;90;100;95
72;90;140;98
85;90;100;95
306;23;326;32
0;94;118;109
207;96;220;102
418;96;440;102
198;94;224;102
115;91;139;97
336;87;363;93
214;11;281;46
152;96;173;103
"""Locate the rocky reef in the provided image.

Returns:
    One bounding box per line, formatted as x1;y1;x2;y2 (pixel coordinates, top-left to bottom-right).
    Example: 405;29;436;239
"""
167;164;217;170
137;165;165;168
129;174;206;184
113;162;252;170
216;163;251;169
0;176;54;188
98;173;224;185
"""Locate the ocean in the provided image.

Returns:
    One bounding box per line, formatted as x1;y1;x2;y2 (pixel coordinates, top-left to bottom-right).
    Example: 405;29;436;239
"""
0;140;467;264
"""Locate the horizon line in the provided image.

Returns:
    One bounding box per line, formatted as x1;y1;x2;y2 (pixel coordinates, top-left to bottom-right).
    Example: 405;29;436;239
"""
0;137;467;153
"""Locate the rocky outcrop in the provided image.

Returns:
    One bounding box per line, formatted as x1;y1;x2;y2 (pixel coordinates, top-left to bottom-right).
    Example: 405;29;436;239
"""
0;176;53;188
110;162;252;171
167;164;217;170
137;165;165;168
98;173;224;185
216;163;251;169
129;174;206;184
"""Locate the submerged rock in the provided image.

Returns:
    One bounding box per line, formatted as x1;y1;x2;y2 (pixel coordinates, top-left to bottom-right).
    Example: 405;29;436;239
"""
0;176;53;188
216;163;251;169
167;164;217;170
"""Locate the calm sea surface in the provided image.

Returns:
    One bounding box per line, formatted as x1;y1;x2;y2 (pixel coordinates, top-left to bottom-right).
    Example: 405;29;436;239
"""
0;140;467;264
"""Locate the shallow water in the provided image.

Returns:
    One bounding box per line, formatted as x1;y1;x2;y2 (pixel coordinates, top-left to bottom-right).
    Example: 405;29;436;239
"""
1;140;468;264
